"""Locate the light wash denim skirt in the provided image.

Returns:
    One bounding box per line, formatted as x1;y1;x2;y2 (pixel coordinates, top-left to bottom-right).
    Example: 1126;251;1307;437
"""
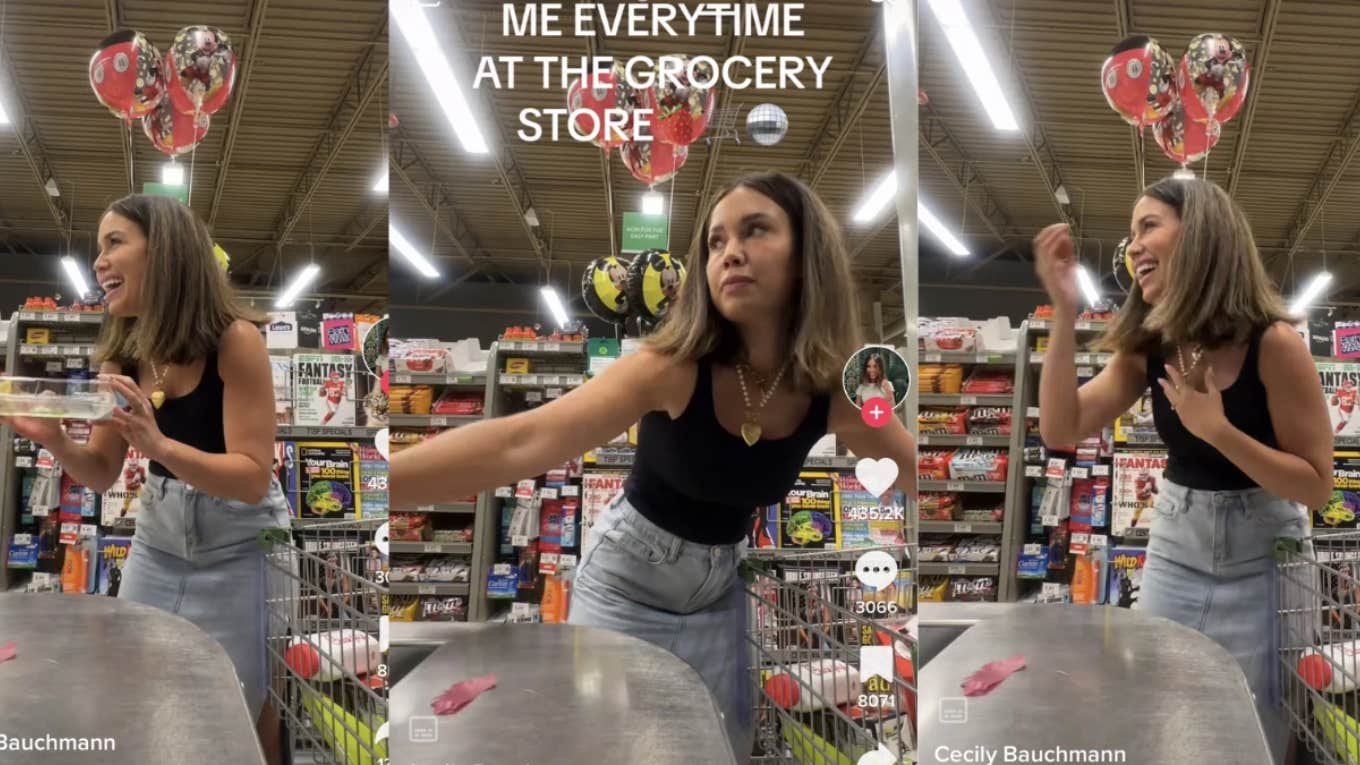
1136;478;1308;765
118;473;291;721
568;492;752;763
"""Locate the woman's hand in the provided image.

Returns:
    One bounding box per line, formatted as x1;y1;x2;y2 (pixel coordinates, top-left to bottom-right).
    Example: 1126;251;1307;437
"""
1033;223;1081;313
1158;364;1230;445
100;374;169;462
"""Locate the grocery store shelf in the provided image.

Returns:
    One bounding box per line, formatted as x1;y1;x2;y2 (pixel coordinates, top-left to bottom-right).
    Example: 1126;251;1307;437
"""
1120;433;1166;448
388;414;482;428
921;351;1017;364
919;480;1007;493
15;310;104;325
1027;318;1109;332
414;503;478;514
390;541;473;555
499;373;586;388
918;562;1000;576
277;425;382;439
19;344;93;358
391;372;487;388
919;393;1013;407
1337;436;1360;449
1029;353;1113;367
389;582;471;596
919;521;1004;535
918;434;1010;448
497;339;585;355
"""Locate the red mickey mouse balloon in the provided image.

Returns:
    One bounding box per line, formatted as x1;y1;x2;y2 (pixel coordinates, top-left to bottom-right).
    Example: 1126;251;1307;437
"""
1153;100;1220;165
89;30;165;121
165;26;238;116
645;55;717;148
143;99;210;156
621;139;688;186
567;65;641;151
1178;33;1250;124
1099;36;1176;128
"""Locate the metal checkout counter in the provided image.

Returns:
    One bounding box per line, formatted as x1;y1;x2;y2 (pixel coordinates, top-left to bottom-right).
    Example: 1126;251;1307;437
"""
389;622;738;765
918;603;1273;765
0;593;266;764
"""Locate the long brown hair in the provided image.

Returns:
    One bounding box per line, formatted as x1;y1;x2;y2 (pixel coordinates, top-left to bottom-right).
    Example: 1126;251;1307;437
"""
95;194;263;367
645;172;862;392
1099;176;1294;354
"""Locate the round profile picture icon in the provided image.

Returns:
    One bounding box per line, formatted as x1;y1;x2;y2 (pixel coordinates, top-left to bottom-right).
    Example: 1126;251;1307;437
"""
843;345;910;411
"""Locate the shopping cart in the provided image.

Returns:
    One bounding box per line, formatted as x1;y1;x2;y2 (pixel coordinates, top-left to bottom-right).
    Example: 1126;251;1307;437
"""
1277;531;1360;765
745;545;917;765
262;519;389;765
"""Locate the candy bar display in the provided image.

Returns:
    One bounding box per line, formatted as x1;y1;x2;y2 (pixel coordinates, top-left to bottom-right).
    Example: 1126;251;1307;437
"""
391;339;452;374
952;577;999;602
389;385;435;415
919;408;968;435
432;391;484;416
922;326;979;352
968;407;1012;436
920;541;954;562
918;493;961;521
961;371;1014;395
918;364;964;394
919;576;950;603
424;558;472;583
954;537;1002;563
948;449;1009;482
918;449;955;480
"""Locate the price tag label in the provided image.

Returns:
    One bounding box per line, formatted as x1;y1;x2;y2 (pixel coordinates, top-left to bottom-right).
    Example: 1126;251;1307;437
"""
947;564;967;575
80;524;98;538
426;417;447;428
1042;582;1063;598
960;395;978;405
423;543;442;553
1071;533;1090;546
953;522;972;533
1092;464;1110;476
559;554;578;569
45;362;61;373
37;451;55;470
544;342;561;352
540;552;559;568
540;487;559;500
65;358;83;369
1042;514;1060;526
1045;458;1067;480
500;375;518;385
14;457;32;468
493;563;513;576
541;375;560;386
62;312;81;323
1077;367;1095;377
525;391;543;403
567;376;585;387
13;534;32;545
415;505;434;513
561;485;580;497
1023;543;1042;556
17;311;35;321
975;354;992;363
19;345;32;355
946;481;965;492
33;506;49;517
515;480;537;499
394;373;412;384
43;346;58;356
511;535;529;547
546;388;564;399
1090;534;1109;548
1075;321;1093;330
494;486;513;498
924;353;942;363
1074;354;1090;364
1027;407;1041;418
966;435;984;446
919;435;932;445
1071;467;1089;479
417;584;437;596
1025;465;1042;478
511;602;532;618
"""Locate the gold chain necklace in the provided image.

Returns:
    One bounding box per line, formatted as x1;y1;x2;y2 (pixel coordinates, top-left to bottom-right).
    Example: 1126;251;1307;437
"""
1176;344;1204;382
149;361;168;410
735;361;790;447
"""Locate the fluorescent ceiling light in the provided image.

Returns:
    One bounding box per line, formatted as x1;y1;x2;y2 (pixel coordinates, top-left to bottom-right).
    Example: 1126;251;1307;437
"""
853;172;898;223
1076;265;1101;307
275;263;322;308
642;193;665;216
925;0;1019;131
1290;271;1333;313
60;256;89;298
919;202;970;256
0;97;8;125
390;224;440;279
162;162;185;186
540;286;570;329
524;207;540;227
373;172;388;193
1055;185;1070;206
392;0;490;154
1173;167;1195;180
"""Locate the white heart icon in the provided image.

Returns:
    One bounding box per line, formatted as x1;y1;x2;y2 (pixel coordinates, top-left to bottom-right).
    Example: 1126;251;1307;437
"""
855;457;899;497
374;428;390;461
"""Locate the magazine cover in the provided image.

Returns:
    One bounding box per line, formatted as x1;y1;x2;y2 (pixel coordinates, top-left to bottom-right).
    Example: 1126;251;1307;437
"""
778;567;844;649
294;442;360;519
1316;546;1360;634
1107;546;1147;608
97;537;132;596
580;472;626;559
293;353;356;427
270;355;294;425
782;472;840;550
266;311;299;349
1111;451;1167;538
358;445;388;520
747;504;780;549
836;473;904;548
102;447;149;526
1113;389;1157;443
1319;362;1360;437
1320;451;1360;530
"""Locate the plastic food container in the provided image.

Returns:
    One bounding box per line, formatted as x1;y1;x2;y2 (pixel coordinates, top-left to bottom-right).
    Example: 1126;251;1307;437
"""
0;377;117;420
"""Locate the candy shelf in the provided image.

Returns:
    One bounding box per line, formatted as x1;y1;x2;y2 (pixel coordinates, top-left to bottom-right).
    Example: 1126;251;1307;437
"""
918;520;1004;535
389;582;471;597
919;480;1008;493
387;414;481;429
390;541;473;555
918;562;1001;577
919;393;1013;407
276;425;381;440
918;434;1010;448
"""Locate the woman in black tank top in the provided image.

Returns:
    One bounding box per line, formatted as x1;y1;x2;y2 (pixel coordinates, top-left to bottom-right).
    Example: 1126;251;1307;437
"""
0;195;289;763
1034;177;1332;764
393;172;916;760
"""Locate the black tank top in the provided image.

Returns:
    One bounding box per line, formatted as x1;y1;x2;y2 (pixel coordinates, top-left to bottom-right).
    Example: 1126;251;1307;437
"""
1147;327;1276;490
130;350;227;479
625;357;832;545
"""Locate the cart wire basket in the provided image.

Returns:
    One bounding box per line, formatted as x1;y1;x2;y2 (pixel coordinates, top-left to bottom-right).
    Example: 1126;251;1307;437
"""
263;519;389;765
1277;532;1360;765
745;544;917;765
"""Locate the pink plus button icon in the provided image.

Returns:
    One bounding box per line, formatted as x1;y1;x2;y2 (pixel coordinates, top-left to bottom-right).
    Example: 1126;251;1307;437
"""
861;397;892;428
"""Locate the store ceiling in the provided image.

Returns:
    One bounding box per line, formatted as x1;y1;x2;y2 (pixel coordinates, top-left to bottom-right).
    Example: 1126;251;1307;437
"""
0;0;388;313
389;0;910;335
920;0;1360;305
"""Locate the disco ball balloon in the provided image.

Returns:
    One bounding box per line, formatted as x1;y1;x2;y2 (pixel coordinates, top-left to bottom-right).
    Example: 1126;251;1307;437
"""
746;103;788;146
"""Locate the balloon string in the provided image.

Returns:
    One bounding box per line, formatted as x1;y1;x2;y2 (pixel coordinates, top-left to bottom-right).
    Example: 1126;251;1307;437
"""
188;102;202;205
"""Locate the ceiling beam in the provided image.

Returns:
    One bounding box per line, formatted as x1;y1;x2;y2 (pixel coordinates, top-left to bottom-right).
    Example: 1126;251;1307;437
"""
1273;84;1360;267
799;25;885;189
207;0;271;227
586;36;618;258
264;16;387;254
104;0;135;194
691;33;748;225
1225;0;1282;197
1112;0;1145;193
0;42;73;238
919;103;1018;262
